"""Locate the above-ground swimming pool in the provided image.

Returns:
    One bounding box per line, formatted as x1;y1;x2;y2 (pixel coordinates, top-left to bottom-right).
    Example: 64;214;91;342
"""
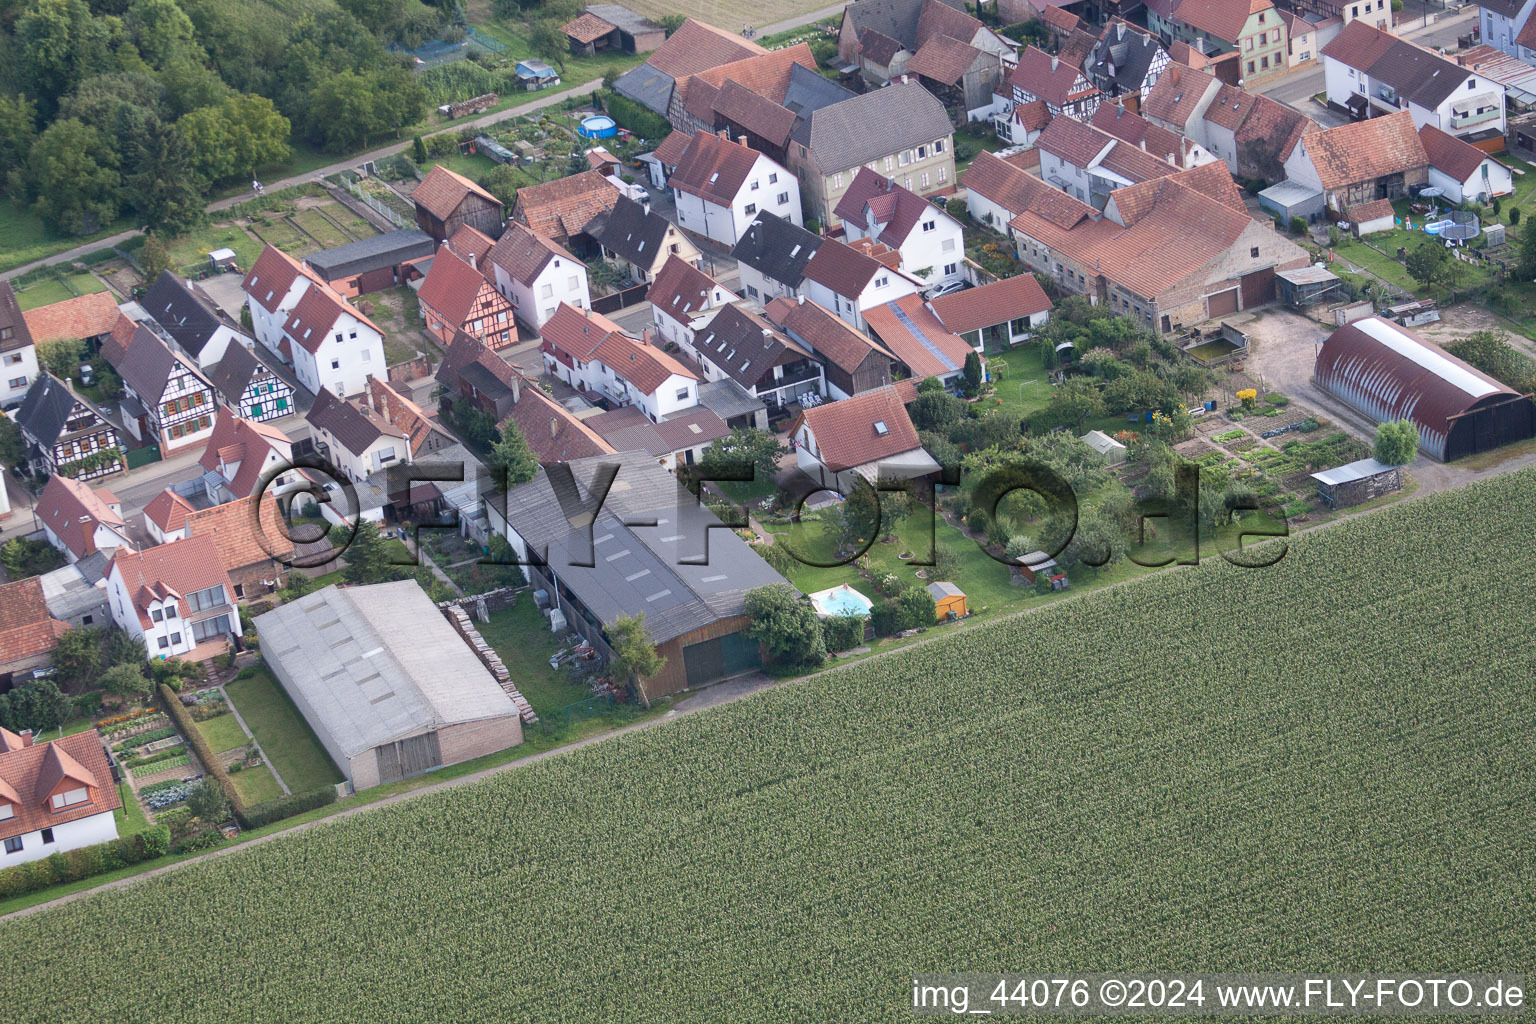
808;584;875;618
579;115;617;139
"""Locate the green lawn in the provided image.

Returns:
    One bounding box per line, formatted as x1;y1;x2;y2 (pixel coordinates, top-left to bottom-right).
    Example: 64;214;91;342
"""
224;667;344;793
468;18;645;98
165;224;266;273
986;344;1055;420
248;216;315;257
290;209;362;248
14;277;75;310
476;598;603;718
114;781;151;837
230;762;285;804
0;198;134;274
194;711;250;754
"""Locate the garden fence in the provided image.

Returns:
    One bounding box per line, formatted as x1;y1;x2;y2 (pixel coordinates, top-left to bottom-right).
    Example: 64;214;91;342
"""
336;175;410;229
563;694;615;725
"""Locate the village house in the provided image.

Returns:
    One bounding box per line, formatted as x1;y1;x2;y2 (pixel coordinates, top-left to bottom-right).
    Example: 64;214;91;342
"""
1288;0;1390;29
1149;0;1290;86
800;236;925;332
1084;21;1173;111
367;378;456;462
788;81;957;227
731;212;824;305
1142;69;1318;183
412;165;503;243
1281;111;1429;215
993;96;1052;148
306;387;411;485
1418;123;1514;202
1478;0;1536;60
303;229;436;299
1322;22;1507;141
863;294;978;385
417;246;517;350
0;727;120;865
929;273;1054;350
104;535;239;662
764;296;895;401
204;341;294;424
1036;114;1181;208
35;475;132;564
15;372;123;481
962;150;1048;229
142;488;197;545
196;409;305;504
17;292;120;376
1009;45;1102;121
582;403;730;470
0;281;38;410
510;170;624;256
612;18;769;118
793;381;936;493
483;222;591;330
669;131;802;246
540;304;699;421
561;5;665;56
102;323;217;454
833;169;967;290
145;495;292;600
679;302;825;413
838;0;1014;94
141;272;252;369
0;578;70;688
438;332;529;423
1091;100;1218;168
648;255;738;352
591;196;702;285
663;44;821;136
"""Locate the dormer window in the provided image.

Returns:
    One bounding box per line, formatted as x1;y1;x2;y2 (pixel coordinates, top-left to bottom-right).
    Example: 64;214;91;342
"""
875;275;890;288
51;787;88;810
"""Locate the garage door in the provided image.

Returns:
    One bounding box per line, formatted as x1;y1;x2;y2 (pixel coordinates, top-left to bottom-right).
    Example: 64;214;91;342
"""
683;632;763;687
1206;288;1239;318
376;731;441;784
1240;267;1276;307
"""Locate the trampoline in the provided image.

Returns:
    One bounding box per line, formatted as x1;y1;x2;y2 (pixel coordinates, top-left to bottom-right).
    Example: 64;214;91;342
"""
1423;209;1479;240
579;115;618;139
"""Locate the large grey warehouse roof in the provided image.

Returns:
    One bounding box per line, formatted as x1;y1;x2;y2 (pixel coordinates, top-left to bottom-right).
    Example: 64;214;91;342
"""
494;451;793;644
304;230;436;281
253;580;513;757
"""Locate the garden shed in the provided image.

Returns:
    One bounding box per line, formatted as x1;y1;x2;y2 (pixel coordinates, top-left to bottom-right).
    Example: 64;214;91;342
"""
1081;429;1127;465
926;581;967;619
1311;457;1402;508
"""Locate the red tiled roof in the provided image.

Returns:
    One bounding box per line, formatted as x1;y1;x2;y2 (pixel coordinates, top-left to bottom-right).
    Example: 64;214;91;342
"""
1042;6;1081;31
916;0;985;48
282;281;382;354
1142;64;1218;129
306;387;407;457
652;131;693;167
1092;102;1194;164
244;245;322;315
711;81;799;147
501;381;613;464
512;170;622;244
929;274;1052;334
1346;198;1396;222
764;297;892;375
0;577;69;667
448;223;496;265
592;334;696;394
485;221;578;286
649;255;733;324
20;292;120;345
1320;18;1397;70
1011;99;1052;134
1037;115;1115;168
198;409;293;499
109;534;234;627
368;378;444;457
1174;0;1270;44
964;151;1097;229
801;236;902;299
413;165;502;222
800;384;924;471
1294;111;1427;190
1418;123;1498;182
832;169;939;247
37;475;127;560
562;12;617;43
0;731;121;845
540;303;630;362
418;247;513;329
144;487;196;533
182;494;293;572
646;18;766;78
863;295;973;380
1010;46;1100;108
907;34;985;85
669;130;766;205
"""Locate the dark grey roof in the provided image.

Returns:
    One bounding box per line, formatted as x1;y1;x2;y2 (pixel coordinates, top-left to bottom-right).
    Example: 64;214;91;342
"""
205;342;280;406
585;4;664;35
110;324;194;401
613;61;675;116
590;195;671;267
782;62;857;117
307;387;402;456
15;372;109;449
1366;41;1472;109
142;272;238;358
791;80;954;173
494;451;793;645
696;378;766;422
0;280;34;355
304;229;436;282
842;0;966;48
1087;25;1164;94
73;551;111;586
692;303;803;391
731;212;823;289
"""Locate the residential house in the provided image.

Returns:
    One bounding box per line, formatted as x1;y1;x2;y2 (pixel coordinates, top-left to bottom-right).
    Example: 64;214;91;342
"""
1418;123;1515;202
1091;100;1218;167
1036;114;1181;208
412;164;504;242
304;229;436;298
14;372;123;481
1194;82;1319;183
833;169;967;289
962;150;1052;228
0;281;38;410
204;342;294;424
540;303;700;421
788;80;957;226
438;332;527;423
490;451;793;698
612;18;769;118
0;578;70;687
1012;161;1310;330
665;44;821;135
141;272;251;369
731;212;824;304
1150;0;1289;86
417;246;517;350
862;294;977;385
1009;45;1102;121
0;728;120;866
142;488;199;545
792;381;937;493
196;409;304;504
102;324;217;454
483;222;591;330
1085;21;1173;111
764;296;895;400
1283;12;1320;67
510;170;624;255
1322;22;1507;140
992;96;1052;147
104;535;239;661
838;0;1014;93
1289;0;1390;28
800;236;925;332
929;273;1054;349
151;496;293;600
582;403;731;469
17;291;119;357
367;378;456;461
1478;0;1536;60
592;196;702;285
679;302;825;412
1281;111;1429;214
242;245;387;397
669;131;801;246
35;475;132;564
1141;62;1223;137
307;387;411;485
648;255;738;352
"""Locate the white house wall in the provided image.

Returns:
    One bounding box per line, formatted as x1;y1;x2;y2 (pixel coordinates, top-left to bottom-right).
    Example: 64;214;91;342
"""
493;258;590;329
0;346;39;407
0;811;117;865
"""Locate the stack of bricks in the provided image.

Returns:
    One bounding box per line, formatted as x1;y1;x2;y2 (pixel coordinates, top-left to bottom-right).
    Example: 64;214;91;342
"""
442;605;539;724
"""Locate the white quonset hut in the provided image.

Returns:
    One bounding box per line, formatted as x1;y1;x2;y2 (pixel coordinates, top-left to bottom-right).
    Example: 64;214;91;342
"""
254;581;523;790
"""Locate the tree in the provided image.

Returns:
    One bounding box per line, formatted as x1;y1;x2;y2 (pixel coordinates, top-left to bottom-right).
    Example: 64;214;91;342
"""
139;232;172;284
915;376;944;394
895;586;936;629
27;118;122;235
37;338;91;381
962;351;984;396
445;398;497;450
701;427;786;488
528;19;568;71
608;612;665;706
0;95;39;195
908;389;966;432
186;780;231;823
342;520;398;585
102;627;146;666
1374;419;1419;466
743;583;826;669
53;626;103;681
488;419;538;490
479;163;520;206
177;93;291;184
99;662;152;697
0;415;25;468
0;680;73;734
1034;380;1103;432
412;134;427;163
1;537;67;579
1404;241;1450;292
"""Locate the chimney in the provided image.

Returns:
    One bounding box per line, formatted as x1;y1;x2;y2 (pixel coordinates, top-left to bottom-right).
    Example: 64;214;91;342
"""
797;294;806;304
1117;97;1125;116
1051;56;1059;72
737;135;749;147
717;129;729;141
550;416;559;439
19;729;33;748
1139;139;1147;151
510;373;522;403
1168;152;1176;165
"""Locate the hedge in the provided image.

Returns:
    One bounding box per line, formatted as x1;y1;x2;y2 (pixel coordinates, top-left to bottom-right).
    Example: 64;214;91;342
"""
597;89;670;143
160;684;242;818
0;825;171;900
236;787;338;830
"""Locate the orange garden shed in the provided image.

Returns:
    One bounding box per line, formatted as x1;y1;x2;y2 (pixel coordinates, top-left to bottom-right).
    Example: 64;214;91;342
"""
926;581;967;619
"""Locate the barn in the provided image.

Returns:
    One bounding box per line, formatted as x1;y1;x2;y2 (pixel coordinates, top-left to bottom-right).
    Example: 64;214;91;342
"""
1314;317;1536;461
253;580;523;790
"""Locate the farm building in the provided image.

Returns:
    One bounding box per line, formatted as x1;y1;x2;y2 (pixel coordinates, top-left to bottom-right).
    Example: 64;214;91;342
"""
1310;457;1402;508
1276;265;1344;308
253;581;524;791
304;230;436;297
412;165;503;242
926;581;967;619
1314;317;1536;461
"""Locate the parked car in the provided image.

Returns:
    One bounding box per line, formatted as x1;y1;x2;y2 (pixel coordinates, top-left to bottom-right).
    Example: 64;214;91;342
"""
78;363;95;387
927;280;968;298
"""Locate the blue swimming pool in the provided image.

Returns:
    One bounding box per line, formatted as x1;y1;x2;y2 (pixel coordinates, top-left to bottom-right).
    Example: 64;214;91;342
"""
809;585;874;618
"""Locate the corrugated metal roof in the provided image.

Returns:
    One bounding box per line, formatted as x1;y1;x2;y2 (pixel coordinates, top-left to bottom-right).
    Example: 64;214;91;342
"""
1311;457;1397;486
